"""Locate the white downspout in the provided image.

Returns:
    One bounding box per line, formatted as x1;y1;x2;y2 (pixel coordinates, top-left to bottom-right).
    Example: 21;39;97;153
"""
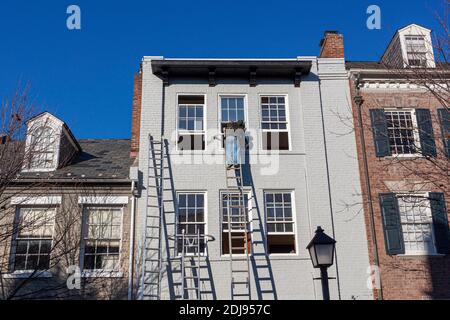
128;179;137;300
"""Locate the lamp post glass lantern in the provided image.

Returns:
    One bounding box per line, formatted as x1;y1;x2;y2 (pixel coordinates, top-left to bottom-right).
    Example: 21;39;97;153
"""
306;226;336;300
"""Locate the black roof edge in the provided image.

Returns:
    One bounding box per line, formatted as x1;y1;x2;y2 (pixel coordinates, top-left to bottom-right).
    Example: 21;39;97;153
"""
151;59;312;75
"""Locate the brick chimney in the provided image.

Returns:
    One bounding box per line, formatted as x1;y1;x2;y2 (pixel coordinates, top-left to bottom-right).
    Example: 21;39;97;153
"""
130;72;142;158
319;31;344;58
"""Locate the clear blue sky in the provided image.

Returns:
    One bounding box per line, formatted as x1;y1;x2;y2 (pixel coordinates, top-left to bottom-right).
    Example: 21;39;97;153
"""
0;0;444;139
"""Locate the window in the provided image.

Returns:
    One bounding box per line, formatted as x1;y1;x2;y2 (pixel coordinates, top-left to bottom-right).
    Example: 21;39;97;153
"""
177;95;205;150
261;96;289;150
221;192;251;255
82;207;122;271
28;126;56;170
176;193;206;255
221;96;245;124
385;109;420;155
265;192;296;254
220;96;247;148
405;36;427;67
13;207;56;271
398;195;436;255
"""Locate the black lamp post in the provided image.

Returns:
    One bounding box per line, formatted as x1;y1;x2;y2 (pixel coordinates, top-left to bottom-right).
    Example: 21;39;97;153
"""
306;226;336;300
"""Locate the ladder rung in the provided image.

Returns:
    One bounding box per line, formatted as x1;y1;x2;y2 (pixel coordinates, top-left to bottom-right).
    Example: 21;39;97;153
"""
145;256;161;261
232;270;248;273
144;282;160;286
232;281;249;285
232;293;250;297
258;277;273;281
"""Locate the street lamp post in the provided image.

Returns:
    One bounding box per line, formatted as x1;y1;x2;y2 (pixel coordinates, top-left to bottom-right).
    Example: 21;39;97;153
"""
306;226;336;300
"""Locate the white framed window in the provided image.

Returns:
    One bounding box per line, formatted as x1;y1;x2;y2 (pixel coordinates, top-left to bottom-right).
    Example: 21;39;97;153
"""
398;194;437;255
264;191;296;254
220;191;252;255
26;126;57;171
260;95;290;151
81;207;123;271
405;35;427;67
12;207;56;271
177;95;206;151
218;95;247;149
176;192;207;255
385;109;421;155
220;96;246;124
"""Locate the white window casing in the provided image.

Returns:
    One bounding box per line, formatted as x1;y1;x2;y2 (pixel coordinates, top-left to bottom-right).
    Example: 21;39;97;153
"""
11;196;62;205
78;196;129;205
384;108;422;156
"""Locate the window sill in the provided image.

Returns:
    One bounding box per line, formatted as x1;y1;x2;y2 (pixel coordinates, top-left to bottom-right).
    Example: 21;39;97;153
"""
382;154;424;160
268;253;299;258
81;271;124;278
3;270;53;279
396;253;445;258
221;254;252;259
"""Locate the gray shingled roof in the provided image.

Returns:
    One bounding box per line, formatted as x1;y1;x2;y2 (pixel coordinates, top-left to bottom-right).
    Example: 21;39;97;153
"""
18;139;132;181
345;61;386;70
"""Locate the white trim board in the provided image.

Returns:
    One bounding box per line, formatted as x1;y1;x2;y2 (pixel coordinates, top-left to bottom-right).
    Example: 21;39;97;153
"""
78;196;129;205
11;196;62;205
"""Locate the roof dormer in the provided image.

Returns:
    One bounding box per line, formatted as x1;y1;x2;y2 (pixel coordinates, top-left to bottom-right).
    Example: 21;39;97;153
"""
22;112;81;172
381;24;436;69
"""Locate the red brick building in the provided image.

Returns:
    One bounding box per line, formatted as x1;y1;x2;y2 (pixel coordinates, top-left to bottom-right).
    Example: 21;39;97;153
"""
347;24;450;300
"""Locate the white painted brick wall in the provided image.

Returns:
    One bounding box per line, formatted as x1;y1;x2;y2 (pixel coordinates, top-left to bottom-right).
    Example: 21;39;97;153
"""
134;56;372;300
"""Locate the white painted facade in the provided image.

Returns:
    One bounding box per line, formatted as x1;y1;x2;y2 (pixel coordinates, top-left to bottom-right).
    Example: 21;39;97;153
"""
133;55;372;300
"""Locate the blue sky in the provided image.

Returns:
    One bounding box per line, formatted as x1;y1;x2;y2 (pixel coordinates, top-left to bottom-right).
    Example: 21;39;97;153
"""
0;0;443;139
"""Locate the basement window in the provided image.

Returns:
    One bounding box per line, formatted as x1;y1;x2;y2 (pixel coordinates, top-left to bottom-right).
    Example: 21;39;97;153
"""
261;96;289;150
265;191;296;254
221;192;251;255
177;95;205;151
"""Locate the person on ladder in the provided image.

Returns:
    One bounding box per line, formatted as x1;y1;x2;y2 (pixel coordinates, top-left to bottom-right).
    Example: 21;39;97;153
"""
224;120;246;169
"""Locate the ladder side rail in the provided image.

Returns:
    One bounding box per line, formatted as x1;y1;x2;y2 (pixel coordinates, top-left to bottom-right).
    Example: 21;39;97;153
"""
156;135;165;300
181;230;186;300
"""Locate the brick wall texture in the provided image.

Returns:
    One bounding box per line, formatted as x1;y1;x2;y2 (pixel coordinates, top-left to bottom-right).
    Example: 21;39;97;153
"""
349;80;450;300
319;32;345;59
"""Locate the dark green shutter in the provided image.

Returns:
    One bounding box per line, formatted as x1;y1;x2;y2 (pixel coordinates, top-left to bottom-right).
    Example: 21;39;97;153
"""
416;109;437;157
430;192;450;254
379;193;405;255
370;109;391;157
438;109;450;158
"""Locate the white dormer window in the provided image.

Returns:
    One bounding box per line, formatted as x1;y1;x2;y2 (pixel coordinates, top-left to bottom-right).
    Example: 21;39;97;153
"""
28;126;57;170
405;35;427;67
381;24;436;69
21;112;80;173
